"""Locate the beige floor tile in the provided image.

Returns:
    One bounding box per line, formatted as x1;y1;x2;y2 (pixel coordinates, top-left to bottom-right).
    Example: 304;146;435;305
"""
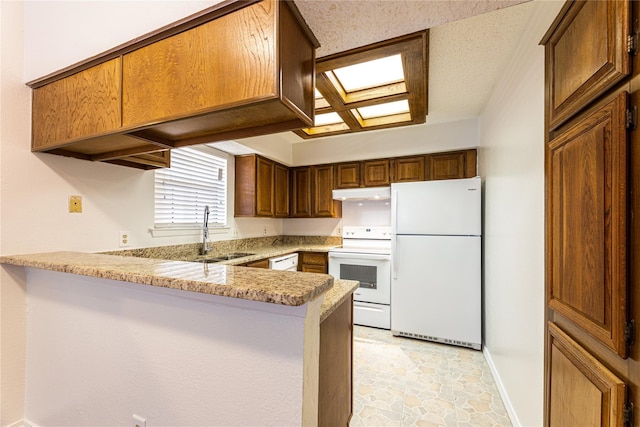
350;326;512;427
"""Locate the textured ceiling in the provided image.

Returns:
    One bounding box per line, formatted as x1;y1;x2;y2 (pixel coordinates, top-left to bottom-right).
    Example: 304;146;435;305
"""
294;0;530;58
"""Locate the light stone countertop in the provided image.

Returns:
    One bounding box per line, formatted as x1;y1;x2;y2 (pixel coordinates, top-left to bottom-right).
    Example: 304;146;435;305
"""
0;251;336;307
321;279;358;323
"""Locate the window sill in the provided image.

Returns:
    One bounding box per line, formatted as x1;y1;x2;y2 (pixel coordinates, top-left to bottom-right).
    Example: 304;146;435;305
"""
149;226;230;238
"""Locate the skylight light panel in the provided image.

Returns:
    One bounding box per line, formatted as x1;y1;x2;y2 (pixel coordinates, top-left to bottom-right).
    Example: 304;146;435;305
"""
333;54;404;92
314;112;344;126
357;100;410;119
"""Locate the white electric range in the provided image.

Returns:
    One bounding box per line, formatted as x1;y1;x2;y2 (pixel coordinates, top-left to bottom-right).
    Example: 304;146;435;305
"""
328;226;391;329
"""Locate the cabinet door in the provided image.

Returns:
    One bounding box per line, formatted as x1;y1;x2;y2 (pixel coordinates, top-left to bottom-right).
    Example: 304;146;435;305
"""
427;152;466;180
274;163;290;218
256;157;275;217
300;252;328;273
335;162;361;189
547;92;628;358
392;156;425;182
546;322;626;427
245;259;269;269
290;167;312;217
313;165;338;217
543;1;631;130
32;58;122;150
122;1;277;128
363;160;390;187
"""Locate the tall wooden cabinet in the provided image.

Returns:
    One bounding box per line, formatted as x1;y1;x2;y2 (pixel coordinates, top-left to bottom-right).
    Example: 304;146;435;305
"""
234;154;288;218
541;1;638;426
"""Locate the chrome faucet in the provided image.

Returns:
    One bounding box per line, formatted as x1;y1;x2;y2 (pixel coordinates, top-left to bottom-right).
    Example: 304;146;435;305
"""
201;205;211;255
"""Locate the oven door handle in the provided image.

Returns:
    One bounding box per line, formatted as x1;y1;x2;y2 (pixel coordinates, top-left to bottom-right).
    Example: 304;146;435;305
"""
328;252;391;261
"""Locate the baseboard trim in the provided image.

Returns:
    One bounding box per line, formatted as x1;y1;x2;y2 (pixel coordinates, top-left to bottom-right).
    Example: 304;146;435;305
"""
483;345;521;427
9;420;33;427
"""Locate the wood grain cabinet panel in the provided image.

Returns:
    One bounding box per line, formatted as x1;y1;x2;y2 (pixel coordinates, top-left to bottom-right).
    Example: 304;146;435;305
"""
256;157;275;217
546;322;626;427
318;296;353;426
28;1;316;169
391;156;425;182
335;162;361;189
274;163;290;218
547;92;628;358
313;165;340;218
122;2;277;128
235;154;288;218
290;167;313;218
363;160;390;187
299;251;328;274
542;0;631;130
32;58;121;150
427;152;466;180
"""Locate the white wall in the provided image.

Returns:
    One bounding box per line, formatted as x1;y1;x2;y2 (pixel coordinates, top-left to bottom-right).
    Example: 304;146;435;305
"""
292;117;479;166
478;1;563;426
23;268;315;427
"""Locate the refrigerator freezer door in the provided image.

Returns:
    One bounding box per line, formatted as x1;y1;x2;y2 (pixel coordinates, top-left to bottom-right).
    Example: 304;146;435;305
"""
391;234;481;348
392;177;481;236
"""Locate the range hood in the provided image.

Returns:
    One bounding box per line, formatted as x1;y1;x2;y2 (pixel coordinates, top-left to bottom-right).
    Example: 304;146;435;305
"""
332;187;391;201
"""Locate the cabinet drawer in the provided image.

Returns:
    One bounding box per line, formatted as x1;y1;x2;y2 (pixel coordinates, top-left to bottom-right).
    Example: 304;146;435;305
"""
300;252;327;265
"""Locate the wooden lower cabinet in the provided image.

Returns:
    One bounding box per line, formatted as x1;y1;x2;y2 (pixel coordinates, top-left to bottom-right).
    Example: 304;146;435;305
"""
243;258;269;269
547;322;626;427
299;252;328;273
318;296;353;427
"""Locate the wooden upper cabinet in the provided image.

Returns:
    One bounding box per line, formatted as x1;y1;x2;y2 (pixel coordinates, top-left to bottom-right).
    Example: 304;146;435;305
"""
290;166;313;218
235;154;289;218
313;165;340;217
28;0;317;169
392;156;425;182
546;322;626;427
427;152;466;180
363;160;390;187
274;163;290;218
541;0;631;130
256;156;275;217
123;1;277;127
335;162;361;189
32;59;121;150
547;92;628;358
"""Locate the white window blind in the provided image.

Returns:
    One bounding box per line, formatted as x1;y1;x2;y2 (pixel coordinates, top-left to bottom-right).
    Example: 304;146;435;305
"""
154;146;227;227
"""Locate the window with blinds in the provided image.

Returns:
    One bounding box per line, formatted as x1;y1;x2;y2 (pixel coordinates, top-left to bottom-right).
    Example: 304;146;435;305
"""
154;146;227;227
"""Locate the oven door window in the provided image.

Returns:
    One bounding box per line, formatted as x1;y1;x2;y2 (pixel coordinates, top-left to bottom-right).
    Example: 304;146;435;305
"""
340;264;377;289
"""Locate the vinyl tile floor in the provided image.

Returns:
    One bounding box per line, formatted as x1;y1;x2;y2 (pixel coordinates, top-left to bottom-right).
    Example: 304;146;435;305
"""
349;326;512;427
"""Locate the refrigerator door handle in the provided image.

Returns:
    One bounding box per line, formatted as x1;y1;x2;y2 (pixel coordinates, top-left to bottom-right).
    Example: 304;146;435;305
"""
392;189;398;279
392;234;398;280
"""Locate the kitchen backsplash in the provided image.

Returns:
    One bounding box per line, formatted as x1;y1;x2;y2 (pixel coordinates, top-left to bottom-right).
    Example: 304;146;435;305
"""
102;235;342;260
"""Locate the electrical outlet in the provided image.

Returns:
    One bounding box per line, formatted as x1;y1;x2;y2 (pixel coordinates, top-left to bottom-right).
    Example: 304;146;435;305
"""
337;227;342;235
132;414;146;427
119;231;130;248
68;195;82;213
232;228;239;238
263;226;267;236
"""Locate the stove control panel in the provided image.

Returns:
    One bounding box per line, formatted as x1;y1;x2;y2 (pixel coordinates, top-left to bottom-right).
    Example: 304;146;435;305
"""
342;226;391;240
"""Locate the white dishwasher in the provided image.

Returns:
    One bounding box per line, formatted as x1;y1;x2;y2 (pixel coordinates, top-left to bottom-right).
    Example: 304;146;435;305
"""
269;253;299;271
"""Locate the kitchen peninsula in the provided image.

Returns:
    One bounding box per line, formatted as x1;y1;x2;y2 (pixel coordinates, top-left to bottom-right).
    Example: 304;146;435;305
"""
0;245;356;426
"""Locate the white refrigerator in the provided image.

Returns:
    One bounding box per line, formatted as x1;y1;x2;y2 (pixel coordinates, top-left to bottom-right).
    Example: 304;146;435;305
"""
391;177;482;350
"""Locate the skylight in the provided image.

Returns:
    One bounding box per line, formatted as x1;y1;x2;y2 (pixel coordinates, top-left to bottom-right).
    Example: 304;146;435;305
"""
332;54;404;92
296;31;428;139
357;100;410;119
